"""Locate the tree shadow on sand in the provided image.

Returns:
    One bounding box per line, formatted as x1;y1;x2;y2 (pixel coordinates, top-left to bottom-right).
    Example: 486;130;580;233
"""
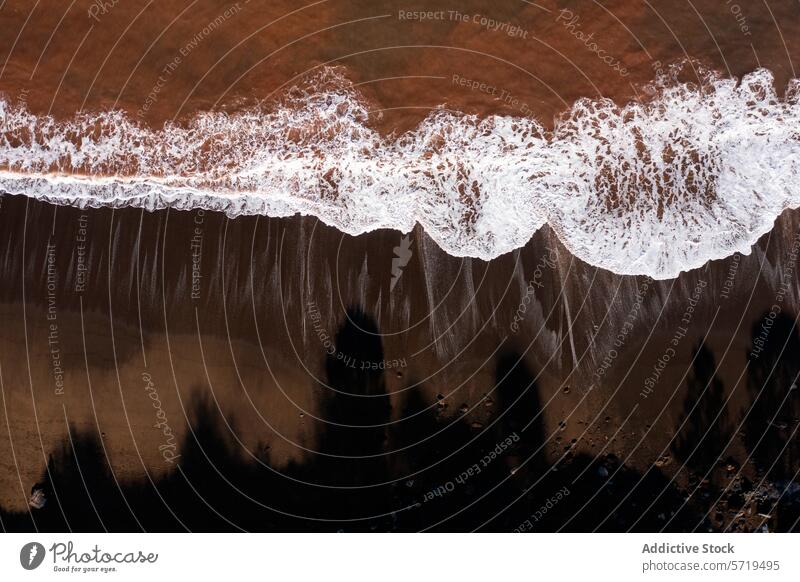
743;312;800;482
0;308;776;532
672;342;733;479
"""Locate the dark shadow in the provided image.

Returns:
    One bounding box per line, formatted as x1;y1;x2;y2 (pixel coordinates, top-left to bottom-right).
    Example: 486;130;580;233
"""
743;312;800;481
4;313;798;532
672;343;732;478
304;307;394;528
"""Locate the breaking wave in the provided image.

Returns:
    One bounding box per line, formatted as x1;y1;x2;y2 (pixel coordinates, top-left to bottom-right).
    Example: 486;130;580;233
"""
1;67;799;279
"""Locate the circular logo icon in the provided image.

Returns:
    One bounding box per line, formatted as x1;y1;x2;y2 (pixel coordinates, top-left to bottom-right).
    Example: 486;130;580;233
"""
19;542;46;570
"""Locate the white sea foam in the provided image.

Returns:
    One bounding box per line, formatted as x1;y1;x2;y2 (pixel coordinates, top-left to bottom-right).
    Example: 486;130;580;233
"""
1;67;798;279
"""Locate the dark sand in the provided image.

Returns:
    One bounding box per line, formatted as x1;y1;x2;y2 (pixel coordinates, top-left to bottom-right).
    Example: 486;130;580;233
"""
0;192;798;531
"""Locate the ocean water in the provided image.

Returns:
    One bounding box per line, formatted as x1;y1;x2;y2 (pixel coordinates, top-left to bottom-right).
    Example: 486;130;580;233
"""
1;66;799;279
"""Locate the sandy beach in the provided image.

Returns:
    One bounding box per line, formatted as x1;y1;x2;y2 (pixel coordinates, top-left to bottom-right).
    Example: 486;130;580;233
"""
1;1;799;531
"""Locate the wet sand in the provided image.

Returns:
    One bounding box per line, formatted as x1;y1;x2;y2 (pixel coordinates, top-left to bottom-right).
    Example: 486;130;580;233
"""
0;192;798;530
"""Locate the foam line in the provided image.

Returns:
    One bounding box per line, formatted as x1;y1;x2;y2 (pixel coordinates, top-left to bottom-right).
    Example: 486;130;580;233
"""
1;67;798;279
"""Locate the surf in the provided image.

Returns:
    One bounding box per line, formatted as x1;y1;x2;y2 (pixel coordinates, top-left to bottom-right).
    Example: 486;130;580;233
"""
1;66;798;280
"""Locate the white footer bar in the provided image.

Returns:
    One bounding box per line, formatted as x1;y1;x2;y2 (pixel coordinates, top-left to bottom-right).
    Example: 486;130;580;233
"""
1;533;796;581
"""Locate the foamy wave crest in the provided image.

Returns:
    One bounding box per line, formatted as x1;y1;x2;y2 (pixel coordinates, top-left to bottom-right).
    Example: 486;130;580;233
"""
1;68;799;279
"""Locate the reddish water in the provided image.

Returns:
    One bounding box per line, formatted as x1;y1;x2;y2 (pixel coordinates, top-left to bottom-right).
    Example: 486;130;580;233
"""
1;0;798;131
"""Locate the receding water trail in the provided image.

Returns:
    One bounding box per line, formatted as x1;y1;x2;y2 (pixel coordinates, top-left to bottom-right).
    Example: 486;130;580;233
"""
1;67;799;279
